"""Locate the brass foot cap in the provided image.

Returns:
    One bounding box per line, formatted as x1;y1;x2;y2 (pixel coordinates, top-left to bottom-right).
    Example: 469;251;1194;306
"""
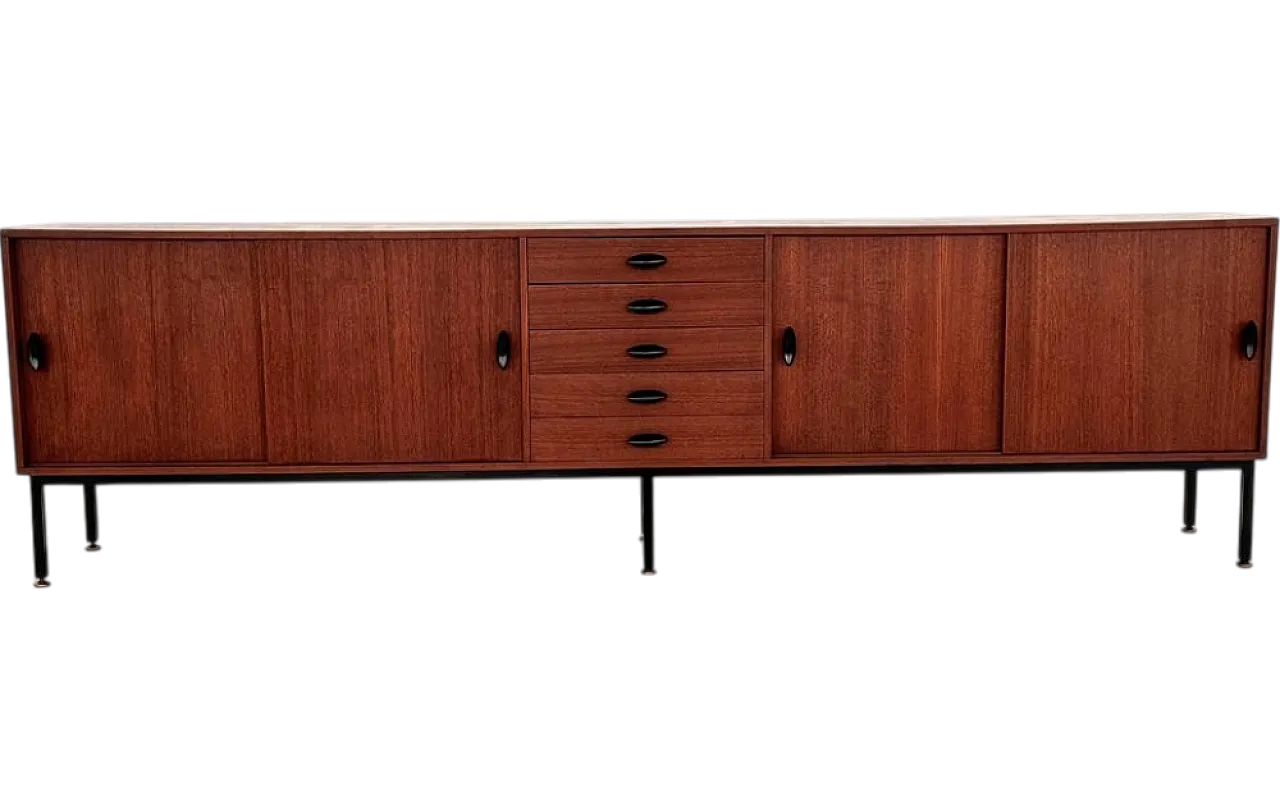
34;579;50;588
85;543;101;552
1238;561;1254;569
1182;525;1197;534
642;569;656;576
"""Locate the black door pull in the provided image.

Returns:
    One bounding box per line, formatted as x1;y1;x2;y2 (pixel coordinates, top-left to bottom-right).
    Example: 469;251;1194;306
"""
782;327;797;366
627;433;669;448
1242;320;1260;361
626;299;668;315
496;330;512;369
26;333;46;371
627;344;667;359
626;253;667;270
627;389;668;404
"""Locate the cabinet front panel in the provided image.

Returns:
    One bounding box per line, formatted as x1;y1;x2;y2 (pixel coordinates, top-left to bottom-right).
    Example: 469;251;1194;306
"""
261;239;521;464
528;282;763;329
528;237;764;283
530;327;763;373
531;372;764;418
531;415;762;462
15;239;265;464
1005;228;1269;453
772;235;1005;454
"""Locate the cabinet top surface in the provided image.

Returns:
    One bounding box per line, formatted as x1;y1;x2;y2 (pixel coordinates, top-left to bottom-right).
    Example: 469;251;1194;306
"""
3;214;1276;239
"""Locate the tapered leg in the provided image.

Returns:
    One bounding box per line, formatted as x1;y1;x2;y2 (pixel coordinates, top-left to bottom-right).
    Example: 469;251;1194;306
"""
641;475;655;575
1238;463;1255;569
31;478;49;588
1182;470;1198;533
84;483;100;551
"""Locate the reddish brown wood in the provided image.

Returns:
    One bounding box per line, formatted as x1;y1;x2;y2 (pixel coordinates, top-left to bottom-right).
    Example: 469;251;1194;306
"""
530;372;763;418
19;448;1256;477
261;239;522;463
530;415;762;462
2;234;25;468
528;282;763;329
762;234;774;459
772;235;1006;454
520;237;532;462
14;239;265;464
530;327;763;374
527;237;764;283
1005;228;1270;453
1259;222;1278;456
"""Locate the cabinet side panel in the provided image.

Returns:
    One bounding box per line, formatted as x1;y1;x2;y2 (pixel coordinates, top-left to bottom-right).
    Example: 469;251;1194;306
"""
3;235;25;469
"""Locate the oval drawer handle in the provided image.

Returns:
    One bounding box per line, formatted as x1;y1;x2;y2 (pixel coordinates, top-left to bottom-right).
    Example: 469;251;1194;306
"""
627;344;667;359
628;433;669;448
26;333;46;371
626;298;668;315
627;389;668;404
626;253;667;270
1242;320;1260;361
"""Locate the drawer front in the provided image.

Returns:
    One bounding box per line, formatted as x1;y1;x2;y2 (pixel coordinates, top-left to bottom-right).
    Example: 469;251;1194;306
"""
528;282;763;329
531;372;763;418
527;237;764;284
530;327;763;373
531;416;763;462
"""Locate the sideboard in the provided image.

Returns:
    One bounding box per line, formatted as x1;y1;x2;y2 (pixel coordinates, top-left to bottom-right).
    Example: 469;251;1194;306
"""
3;215;1275;586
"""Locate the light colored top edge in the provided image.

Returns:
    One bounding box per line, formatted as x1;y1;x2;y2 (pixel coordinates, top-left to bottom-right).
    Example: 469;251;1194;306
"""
3;213;1275;235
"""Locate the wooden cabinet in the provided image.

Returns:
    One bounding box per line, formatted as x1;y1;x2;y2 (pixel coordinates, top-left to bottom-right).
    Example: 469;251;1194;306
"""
260;239;522;464
11;239;265;464
1005;228;1270;454
1;215;1274;474
772;235;1005;454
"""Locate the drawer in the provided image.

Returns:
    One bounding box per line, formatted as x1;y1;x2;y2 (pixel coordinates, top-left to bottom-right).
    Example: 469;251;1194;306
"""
531;372;763;418
528;282;763;329
527;237;764;284
529;327;763;373
531;416;763;462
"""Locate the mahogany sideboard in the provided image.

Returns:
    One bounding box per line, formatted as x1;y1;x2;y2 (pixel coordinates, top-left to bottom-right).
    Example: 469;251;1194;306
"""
3;215;1275;587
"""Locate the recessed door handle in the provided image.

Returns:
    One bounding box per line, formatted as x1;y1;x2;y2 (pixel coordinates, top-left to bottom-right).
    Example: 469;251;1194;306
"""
627;344;667;359
782;327;797;366
626;299;668;315
627;389;668;404
627;433;669;448
626;253;667;270
26;333;46;371
1242;320;1260;361
496;330;512;369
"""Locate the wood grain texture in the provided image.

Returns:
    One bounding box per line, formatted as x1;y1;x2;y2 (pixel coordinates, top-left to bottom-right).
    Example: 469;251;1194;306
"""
530;327;763;373
261;239;522;463
15;239;265;463
21;449;1255;477
772;235;1006;454
527;237;764;283
528;282;763;329
2;234;24;468
1005;228;1269;453
530;415;762;462
530;372;763;418
1259;222;1278;456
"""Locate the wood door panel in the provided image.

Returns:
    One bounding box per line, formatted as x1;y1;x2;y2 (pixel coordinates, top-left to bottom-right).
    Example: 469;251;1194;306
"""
1005;228;1269;453
15;239;264;464
772;235;1005;454
261;239;521;464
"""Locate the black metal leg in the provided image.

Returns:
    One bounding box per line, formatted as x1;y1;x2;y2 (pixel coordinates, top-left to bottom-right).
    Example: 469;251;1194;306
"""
84;483;100;551
1182;470;1198;533
641;475;655;575
31;478;49;588
1238;463;1255;569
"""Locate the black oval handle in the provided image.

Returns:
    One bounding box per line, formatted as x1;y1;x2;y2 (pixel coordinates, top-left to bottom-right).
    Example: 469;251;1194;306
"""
627;433;669;448
627;389;668;404
782;327;797;366
627;344;667;359
626;253;667;270
26;333;46;371
626;298;668;315
496;330;512;370
1242;320;1260;361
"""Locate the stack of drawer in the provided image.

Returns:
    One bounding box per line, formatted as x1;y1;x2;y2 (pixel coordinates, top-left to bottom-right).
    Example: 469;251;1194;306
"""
527;237;766;462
